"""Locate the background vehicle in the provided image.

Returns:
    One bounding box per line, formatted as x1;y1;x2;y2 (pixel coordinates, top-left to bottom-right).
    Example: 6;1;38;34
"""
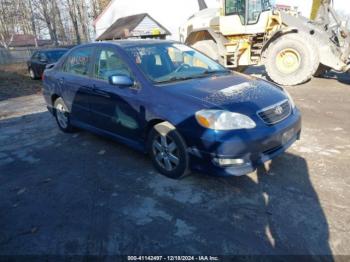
27;48;68;80
180;0;350;86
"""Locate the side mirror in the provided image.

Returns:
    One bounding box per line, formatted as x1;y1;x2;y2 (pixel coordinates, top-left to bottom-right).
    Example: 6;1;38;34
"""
108;75;134;87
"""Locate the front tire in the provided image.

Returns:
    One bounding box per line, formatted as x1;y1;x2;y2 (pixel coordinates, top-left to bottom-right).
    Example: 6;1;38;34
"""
54;97;74;133
264;33;319;86
29;68;38;80
148;122;189;179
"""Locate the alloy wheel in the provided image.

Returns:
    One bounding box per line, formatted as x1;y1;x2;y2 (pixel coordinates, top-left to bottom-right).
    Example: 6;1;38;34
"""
152;134;180;172
29;69;35;79
56;102;68;129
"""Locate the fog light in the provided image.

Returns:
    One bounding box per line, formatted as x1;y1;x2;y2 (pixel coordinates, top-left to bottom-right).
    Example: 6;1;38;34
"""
213;158;245;167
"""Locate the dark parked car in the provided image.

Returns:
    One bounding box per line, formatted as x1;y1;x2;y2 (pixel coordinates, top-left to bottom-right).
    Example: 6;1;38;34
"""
28;48;68;80
42;40;301;178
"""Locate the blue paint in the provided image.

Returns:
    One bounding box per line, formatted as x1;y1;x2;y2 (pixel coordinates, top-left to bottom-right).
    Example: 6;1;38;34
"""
43;40;301;176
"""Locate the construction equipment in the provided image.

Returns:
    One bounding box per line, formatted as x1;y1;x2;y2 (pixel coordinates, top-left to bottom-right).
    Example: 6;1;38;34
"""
179;0;350;86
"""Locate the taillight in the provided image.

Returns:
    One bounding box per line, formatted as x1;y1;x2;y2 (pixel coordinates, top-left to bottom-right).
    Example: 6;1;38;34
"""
42;73;45;81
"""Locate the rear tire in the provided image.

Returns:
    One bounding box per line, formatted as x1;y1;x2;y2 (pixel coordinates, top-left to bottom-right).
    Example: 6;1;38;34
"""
264;33;319;86
54;97;74;133
148;122;190;179
192;40;224;65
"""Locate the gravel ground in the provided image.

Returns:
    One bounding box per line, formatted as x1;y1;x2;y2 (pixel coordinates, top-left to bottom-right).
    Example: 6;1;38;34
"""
0;65;349;257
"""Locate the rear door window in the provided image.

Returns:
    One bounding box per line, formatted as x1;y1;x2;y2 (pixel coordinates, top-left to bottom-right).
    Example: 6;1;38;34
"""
62;47;94;77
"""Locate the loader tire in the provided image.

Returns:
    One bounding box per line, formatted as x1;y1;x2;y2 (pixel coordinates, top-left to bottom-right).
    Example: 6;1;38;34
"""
265;33;319;86
192;40;224;65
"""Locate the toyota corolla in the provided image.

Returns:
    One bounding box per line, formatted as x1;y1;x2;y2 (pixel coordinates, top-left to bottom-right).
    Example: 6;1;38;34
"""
42;40;301;179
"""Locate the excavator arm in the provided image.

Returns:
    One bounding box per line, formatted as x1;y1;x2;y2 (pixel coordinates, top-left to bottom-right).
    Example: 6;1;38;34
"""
309;0;350;63
310;0;323;20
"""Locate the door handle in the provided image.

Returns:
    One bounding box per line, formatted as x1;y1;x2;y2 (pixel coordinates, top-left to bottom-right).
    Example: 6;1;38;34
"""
92;86;111;98
58;78;65;85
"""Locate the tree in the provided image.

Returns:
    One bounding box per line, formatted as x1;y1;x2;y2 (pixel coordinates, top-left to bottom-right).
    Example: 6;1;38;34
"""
0;0;112;47
0;0;21;48
66;0;81;44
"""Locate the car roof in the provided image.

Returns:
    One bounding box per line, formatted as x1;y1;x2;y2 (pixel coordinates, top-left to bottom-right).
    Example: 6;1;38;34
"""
42;48;69;53
80;39;177;49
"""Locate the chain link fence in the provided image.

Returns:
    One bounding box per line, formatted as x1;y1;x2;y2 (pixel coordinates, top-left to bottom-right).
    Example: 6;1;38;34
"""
0;45;76;65
0;48;38;65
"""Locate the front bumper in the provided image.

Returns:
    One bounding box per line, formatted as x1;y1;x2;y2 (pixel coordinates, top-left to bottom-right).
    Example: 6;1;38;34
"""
187;109;302;176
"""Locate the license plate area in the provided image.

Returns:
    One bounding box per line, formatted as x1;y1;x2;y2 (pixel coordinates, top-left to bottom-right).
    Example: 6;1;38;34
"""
282;128;295;145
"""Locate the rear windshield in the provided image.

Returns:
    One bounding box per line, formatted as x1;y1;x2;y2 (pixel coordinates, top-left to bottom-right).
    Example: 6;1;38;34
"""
46;50;67;62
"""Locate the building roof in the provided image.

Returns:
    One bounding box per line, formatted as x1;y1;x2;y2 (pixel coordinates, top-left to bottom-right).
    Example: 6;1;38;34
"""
0;34;52;48
96;13;171;41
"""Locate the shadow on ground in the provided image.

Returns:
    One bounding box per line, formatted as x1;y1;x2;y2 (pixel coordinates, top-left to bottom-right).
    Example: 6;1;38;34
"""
318;71;350;85
0;111;333;257
242;65;350;88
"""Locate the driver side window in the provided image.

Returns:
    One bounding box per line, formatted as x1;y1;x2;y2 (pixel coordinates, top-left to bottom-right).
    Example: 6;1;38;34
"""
94;48;132;81
225;0;246;24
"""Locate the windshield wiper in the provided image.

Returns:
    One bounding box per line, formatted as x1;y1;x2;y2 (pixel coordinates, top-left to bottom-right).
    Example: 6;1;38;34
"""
156;76;196;84
201;69;231;75
155;70;231;84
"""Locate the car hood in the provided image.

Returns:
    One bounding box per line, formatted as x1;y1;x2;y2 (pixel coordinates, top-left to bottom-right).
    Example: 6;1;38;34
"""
161;73;288;116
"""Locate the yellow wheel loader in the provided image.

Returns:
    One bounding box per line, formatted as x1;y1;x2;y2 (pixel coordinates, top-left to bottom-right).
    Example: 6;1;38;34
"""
179;0;350;86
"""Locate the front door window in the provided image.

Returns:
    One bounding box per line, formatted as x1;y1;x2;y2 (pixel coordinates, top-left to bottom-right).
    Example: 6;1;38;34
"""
225;0;271;25
94;49;132;81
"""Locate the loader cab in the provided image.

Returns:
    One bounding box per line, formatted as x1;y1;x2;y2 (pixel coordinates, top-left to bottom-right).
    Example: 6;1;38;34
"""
220;0;273;35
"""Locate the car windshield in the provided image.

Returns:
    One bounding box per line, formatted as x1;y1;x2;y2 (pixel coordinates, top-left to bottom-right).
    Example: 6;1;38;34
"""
46;50;67;62
125;43;230;84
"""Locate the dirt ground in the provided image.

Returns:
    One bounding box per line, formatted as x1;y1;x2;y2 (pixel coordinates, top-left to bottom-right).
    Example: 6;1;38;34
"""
0;64;42;101
0;64;349;258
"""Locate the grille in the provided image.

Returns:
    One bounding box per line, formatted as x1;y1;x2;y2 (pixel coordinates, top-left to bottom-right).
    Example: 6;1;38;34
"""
257;100;291;125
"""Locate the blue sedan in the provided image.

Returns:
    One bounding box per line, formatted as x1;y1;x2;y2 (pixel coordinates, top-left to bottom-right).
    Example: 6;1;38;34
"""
42;40;301;178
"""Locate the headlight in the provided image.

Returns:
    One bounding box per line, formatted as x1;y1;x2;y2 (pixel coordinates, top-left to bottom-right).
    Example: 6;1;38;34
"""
284;89;295;109
195;110;256;130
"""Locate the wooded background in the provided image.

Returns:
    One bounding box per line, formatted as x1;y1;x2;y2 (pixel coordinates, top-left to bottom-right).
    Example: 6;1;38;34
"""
0;0;111;48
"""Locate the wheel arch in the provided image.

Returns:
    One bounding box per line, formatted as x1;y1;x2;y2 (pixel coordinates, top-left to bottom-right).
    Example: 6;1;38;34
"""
51;94;60;115
143;118;167;142
185;29;216;46
185;28;227;57
261;29;298;63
